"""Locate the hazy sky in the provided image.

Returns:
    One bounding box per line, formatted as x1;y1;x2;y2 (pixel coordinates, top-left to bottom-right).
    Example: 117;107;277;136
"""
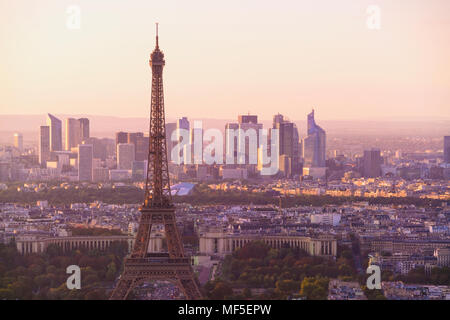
1;0;449;121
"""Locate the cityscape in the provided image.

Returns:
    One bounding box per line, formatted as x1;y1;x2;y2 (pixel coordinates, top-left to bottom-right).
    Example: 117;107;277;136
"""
1;0;450;305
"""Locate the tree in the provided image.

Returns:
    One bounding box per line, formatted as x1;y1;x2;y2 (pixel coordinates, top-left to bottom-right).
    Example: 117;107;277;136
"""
106;262;117;281
84;289;106;300
362;285;386;300
299;276;329;300
235;241;270;260
0;288;13;299
210;281;233;300
275;279;301;294
242;287;252;298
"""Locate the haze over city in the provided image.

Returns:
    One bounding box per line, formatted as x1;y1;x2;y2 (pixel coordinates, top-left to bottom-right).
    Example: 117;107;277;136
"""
1;0;450;305
1;0;450;121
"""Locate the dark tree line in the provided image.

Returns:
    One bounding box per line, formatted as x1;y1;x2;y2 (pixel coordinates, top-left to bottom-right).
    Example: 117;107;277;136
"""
0;241;128;300
204;241;357;300
0;184;442;207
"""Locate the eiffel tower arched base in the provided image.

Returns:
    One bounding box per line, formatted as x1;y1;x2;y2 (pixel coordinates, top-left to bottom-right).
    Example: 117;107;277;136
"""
109;255;202;300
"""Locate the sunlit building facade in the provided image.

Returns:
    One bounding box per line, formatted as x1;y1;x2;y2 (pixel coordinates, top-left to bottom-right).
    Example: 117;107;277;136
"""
47;113;62;152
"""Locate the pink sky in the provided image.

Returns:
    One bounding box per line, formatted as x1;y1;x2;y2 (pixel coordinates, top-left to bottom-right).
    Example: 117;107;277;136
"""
1;0;449;121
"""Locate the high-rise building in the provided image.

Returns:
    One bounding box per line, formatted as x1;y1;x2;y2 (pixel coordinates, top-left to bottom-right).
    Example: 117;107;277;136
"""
66;118;90;150
116;131;128;146
82;137;107;161
226;115;262;165
128;132;149;161
78;118;90;141
272;114;301;177
279;154;292;177
165;122;176;162
190;122;203;165
444;136;450;163
225;122;239;164
101;138;116;159
78;144;93;181
47;114;62;151
132;160;147;181
65;118;80;150
302;109;326;168
176;117;190;164
238;115;263;165
117;143;135;170
238;115;258;125
272;114;284;127
136;135;150;162
127;132;143;149
13;133;23;152
363;149;382;178
39;126;50;167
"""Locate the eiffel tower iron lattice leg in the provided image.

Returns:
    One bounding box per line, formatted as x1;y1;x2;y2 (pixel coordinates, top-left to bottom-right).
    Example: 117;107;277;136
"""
110;24;202;300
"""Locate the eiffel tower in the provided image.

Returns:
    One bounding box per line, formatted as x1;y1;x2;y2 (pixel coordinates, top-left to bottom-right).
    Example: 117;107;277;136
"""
110;24;202;300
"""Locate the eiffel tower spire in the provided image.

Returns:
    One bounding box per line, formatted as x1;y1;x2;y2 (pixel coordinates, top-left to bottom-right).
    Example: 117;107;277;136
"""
156;22;159;49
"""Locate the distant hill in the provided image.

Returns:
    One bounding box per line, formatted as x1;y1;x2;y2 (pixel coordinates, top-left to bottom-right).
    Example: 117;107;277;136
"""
0;114;449;145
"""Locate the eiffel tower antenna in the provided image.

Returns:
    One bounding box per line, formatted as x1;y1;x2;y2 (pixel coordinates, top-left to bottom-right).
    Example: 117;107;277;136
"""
110;25;202;300
156;22;159;48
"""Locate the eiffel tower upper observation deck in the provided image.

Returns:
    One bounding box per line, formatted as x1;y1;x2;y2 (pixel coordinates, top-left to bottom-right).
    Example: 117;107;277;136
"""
109;24;202;300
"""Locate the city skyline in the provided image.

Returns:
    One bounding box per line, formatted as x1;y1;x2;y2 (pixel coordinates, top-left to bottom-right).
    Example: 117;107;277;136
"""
1;0;450;121
0;2;450;303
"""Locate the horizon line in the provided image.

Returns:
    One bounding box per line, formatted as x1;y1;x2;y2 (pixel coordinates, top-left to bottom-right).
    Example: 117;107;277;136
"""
1;113;450;123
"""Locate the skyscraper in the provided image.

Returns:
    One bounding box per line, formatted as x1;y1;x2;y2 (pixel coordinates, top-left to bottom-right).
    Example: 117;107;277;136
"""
176;117;190;164
116;131;128;149
238;115;258;124
363;149;382;178
272;114;301;177
47;113;62;151
66;118;80;150
225;122;239;164
128;132;149;162
273;114;284;127
190;121;203;165
165;122;176;162
117;143;135;170
39;126;50;167
82;137;107;160
177;117;190;133
101;138;116;159
13;133;23;152
238;115;262;165
444;136;450;164
78;144;93;181
66;118;90;150
226;115;262;165
78;118;90;141
302;109;326;168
